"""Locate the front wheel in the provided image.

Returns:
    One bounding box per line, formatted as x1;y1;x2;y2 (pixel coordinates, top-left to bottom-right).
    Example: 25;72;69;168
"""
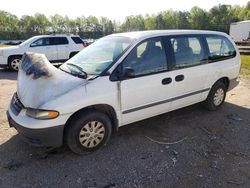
204;81;226;111
8;57;22;71
65;111;112;155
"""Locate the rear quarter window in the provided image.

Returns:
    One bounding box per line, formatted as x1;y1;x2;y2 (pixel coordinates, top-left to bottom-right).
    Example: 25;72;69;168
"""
206;36;236;61
71;37;83;44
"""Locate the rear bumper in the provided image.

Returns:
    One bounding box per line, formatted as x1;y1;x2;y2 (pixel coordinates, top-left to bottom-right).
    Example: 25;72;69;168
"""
7;111;64;147
228;78;240;91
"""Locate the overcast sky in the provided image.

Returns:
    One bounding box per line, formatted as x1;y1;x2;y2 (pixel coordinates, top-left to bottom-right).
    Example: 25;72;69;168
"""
0;0;248;21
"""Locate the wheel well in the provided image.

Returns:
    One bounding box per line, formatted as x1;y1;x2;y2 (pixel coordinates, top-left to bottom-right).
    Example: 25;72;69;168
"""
8;55;23;63
8;55;23;64
216;77;229;91
63;104;118;141
69;51;79;58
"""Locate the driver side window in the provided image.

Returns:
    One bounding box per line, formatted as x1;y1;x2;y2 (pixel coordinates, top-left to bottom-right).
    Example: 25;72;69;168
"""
122;38;167;77
30;38;50;47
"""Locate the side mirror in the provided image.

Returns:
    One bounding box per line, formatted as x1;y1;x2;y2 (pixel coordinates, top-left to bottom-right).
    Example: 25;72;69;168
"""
110;66;135;81
121;67;135;79
30;43;36;47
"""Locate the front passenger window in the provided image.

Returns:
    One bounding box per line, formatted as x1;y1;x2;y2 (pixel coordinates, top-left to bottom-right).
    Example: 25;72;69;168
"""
122;38;167;76
30;38;50;47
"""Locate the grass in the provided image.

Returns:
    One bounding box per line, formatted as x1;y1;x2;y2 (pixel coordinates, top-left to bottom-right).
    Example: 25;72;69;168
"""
240;55;250;75
0;44;12;48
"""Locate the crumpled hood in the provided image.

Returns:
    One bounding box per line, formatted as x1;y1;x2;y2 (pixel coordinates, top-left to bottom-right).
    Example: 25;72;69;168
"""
17;52;86;109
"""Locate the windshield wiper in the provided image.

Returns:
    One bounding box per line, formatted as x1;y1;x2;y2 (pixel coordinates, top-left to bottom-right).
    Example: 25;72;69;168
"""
66;63;88;79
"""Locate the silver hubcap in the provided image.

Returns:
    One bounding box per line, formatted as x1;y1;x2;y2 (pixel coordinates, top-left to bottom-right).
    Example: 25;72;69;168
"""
79;121;105;148
11;59;21;70
213;88;224;106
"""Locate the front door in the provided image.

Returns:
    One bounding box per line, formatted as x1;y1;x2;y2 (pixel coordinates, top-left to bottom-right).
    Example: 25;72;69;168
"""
28;37;57;61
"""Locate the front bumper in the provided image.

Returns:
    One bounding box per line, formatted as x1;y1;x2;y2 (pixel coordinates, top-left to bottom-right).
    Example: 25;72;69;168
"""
0;64;8;68
7;111;64;147
0;56;8;68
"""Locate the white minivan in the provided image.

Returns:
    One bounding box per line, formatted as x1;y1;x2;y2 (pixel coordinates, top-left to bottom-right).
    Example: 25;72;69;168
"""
7;30;241;154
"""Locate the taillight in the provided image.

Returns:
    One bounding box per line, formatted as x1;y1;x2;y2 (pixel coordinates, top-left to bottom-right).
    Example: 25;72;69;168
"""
83;43;88;48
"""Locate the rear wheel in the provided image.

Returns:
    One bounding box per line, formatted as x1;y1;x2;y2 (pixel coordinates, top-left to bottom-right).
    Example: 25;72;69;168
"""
66;111;112;155
8;56;22;71
204;81;226;111
69;52;79;58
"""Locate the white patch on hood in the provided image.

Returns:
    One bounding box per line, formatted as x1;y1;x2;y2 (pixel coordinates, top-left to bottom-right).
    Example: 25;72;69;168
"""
17;52;86;109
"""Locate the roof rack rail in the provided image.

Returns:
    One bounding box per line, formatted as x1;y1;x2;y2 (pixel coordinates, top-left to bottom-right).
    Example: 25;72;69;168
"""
48;33;77;36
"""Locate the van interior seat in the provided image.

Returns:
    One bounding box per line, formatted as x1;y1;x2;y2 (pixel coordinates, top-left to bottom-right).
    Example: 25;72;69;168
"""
175;46;194;65
142;42;165;67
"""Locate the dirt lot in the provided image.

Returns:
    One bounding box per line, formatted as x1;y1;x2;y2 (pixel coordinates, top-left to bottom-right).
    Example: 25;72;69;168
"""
0;69;250;188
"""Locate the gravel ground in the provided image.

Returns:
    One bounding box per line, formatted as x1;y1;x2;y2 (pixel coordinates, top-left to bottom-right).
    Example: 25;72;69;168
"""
0;69;250;188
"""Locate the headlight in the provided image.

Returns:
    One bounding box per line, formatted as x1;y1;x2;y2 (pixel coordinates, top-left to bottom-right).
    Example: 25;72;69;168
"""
26;108;59;120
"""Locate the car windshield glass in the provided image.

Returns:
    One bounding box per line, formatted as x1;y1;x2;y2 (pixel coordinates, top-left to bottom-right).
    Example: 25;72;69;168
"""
19;36;41;46
60;36;133;76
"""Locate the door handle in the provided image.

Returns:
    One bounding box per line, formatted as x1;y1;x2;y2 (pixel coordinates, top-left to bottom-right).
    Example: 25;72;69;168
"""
175;74;184;82
162;77;172;85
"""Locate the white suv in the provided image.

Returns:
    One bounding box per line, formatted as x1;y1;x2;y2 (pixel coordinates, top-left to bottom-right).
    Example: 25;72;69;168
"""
0;34;85;71
7;30;241;154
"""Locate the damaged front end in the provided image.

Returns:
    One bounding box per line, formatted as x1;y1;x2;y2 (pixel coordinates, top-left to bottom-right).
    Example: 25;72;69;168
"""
17;52;85;109
7;52;87;147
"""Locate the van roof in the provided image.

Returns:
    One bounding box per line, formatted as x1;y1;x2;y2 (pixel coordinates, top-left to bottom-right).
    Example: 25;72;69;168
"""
110;30;228;40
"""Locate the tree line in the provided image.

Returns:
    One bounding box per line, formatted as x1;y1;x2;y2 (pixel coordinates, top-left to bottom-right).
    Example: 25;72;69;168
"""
0;2;249;40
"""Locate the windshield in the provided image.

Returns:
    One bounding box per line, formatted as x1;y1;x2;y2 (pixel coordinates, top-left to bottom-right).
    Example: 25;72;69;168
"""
60;36;133;77
19;36;41;46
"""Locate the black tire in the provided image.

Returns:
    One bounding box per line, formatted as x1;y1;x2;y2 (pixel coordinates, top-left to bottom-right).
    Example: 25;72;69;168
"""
8;56;22;71
65;110;112;155
204;81;226;111
69;52;78;58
